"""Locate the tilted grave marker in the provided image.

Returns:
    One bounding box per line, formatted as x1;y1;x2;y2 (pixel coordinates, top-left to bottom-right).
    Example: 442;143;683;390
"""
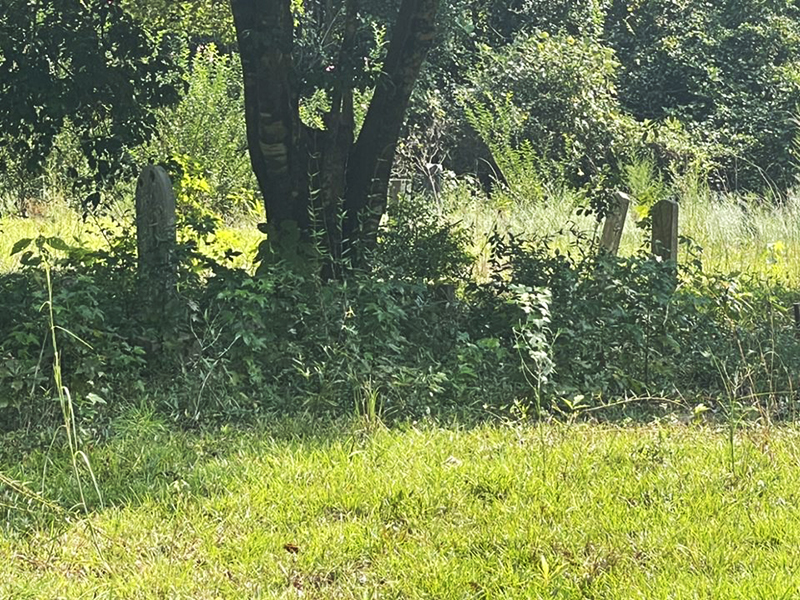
600;191;631;255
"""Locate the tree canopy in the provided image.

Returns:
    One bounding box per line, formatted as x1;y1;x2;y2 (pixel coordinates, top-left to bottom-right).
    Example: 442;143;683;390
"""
0;0;184;200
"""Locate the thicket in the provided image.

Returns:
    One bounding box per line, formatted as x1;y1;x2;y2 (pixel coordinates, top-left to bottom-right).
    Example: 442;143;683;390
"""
405;0;800;198
2;1;800;431
2;189;799;430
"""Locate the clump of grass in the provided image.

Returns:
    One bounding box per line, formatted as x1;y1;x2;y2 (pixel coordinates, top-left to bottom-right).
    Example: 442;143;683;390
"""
680;192;800;284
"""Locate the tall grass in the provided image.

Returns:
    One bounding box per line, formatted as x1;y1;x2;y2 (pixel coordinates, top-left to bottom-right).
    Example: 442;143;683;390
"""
441;176;800;285
6;182;800;284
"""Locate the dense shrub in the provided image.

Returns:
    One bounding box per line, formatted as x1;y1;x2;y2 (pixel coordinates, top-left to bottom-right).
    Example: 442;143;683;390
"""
461;32;641;212
606;0;800;191
372;193;473;283
467;33;633;180
138;44;258;218
2;200;799;428
0;237;146;426
470;231;800;404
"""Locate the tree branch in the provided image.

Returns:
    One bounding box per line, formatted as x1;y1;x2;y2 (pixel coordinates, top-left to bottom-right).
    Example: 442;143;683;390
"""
344;0;440;246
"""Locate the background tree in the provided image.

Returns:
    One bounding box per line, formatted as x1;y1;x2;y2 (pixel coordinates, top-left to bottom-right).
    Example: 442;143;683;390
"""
606;0;800;191
0;0;184;206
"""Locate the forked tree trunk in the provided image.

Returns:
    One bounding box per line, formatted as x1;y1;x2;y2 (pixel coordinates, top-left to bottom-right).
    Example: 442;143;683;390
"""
230;0;439;271
343;0;439;250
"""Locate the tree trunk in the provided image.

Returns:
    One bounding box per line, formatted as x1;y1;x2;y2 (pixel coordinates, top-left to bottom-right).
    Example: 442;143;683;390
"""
231;0;439;272
230;0;312;262
343;0;440;256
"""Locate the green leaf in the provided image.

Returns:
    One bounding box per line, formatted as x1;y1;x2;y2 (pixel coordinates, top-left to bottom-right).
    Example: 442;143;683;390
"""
20;251;42;267
45;236;71;252
10;238;33;256
85;393;106;406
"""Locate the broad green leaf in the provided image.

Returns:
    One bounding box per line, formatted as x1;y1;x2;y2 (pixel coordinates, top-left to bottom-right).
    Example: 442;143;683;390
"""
10;238;33;256
45;237;71;252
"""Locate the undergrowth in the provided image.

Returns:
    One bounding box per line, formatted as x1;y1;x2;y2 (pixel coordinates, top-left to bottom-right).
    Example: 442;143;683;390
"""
1;190;799;432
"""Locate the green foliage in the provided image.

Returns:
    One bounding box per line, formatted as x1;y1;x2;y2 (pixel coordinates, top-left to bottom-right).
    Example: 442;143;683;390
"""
140;44;257;218
471;230;800;404
0;0;184;197
184;261;513;419
408;0;800;195
121;0;236;46
0;236;145;423
373;193;473;283
606;0;800;191
463;32;641;211
3;194;800;426
406;0;611;187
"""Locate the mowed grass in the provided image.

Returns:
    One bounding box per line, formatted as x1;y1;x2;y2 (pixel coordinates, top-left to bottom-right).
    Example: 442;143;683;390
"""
3;413;800;598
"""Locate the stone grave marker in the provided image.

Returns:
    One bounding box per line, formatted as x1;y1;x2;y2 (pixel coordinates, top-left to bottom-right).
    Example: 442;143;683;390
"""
600;191;631;255
135;165;177;315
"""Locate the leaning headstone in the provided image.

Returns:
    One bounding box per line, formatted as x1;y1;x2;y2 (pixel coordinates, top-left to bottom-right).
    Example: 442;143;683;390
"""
135;166;177;315
600;191;631;255
651;198;679;262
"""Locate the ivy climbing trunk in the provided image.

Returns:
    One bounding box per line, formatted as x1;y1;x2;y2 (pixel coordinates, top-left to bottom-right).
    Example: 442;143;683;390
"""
230;0;439;271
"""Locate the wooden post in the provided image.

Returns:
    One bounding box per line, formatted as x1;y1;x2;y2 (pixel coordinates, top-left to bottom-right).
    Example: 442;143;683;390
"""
600;191;631;255
651;198;679;262
135;166;177;315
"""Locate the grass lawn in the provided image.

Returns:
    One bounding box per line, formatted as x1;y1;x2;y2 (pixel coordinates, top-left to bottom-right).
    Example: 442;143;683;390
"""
2;412;800;598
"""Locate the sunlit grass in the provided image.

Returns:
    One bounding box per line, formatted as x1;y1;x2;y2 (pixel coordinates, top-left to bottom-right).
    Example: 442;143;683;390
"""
0;203;107;271
2;413;800;598
5;173;800;285
0;196;264;273
443;181;800;285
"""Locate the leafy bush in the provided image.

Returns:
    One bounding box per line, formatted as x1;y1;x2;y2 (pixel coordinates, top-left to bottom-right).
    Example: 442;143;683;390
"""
122;0;236;46
463;32;642;211
0;0;184;195
471;231;800;405
372;193;473;283
139;44;257;218
3;198;799;429
0;237;146;427
606;0;800;192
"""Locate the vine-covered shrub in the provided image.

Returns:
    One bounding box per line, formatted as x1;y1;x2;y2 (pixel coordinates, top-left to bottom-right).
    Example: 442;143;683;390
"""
465;33;637;188
470;231;800;403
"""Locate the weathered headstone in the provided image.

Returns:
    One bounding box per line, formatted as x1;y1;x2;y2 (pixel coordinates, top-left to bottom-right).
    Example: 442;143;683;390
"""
135;166;177;314
651;198;679;262
600;191;631;255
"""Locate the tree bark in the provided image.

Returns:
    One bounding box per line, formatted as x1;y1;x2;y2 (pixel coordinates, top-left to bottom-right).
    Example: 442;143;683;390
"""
344;0;440;253
231;0;311;256
231;0;439;271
